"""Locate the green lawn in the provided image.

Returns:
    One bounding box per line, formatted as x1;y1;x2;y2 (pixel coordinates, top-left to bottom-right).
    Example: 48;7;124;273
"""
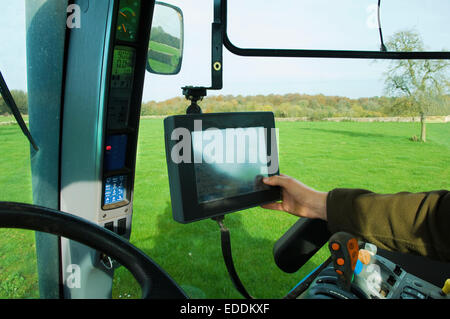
0;115;29;123
148;41;181;73
149;41;180;56
0;119;449;299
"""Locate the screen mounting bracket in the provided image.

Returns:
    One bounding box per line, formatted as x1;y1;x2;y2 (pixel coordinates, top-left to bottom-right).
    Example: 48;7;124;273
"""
182;0;224;113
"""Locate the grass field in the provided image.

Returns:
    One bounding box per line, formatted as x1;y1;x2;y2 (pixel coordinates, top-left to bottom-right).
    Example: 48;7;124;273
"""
0;119;449;299
148;41;181;73
0;115;28;124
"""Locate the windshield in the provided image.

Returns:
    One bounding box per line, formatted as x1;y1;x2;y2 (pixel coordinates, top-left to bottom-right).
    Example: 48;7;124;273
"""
227;0;450;52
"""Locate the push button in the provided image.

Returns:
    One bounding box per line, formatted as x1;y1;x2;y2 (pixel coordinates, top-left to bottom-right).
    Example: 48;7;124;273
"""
331;243;340;251
117;218;127;235
403;286;426;299
104;222;114;232
393;265;402;276
400;292;416;299
387;275;397;286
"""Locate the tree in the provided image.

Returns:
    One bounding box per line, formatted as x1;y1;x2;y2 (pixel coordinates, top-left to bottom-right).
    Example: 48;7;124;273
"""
0;90;28;115
383;30;449;142
11;90;28;115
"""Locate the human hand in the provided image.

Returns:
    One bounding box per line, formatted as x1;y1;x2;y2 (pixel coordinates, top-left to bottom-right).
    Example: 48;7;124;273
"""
261;174;328;221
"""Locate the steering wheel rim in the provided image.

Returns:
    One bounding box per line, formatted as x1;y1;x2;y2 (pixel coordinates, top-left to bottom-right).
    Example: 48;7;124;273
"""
0;202;188;299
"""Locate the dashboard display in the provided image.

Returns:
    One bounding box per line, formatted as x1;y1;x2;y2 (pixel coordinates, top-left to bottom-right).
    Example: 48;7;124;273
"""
108;46;135;130
116;0;141;42
104;175;128;206
112;46;135;87
163;112;281;223
192;127;271;203
112;46;135;75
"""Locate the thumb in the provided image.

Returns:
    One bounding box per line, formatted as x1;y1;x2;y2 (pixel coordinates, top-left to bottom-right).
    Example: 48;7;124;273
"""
263;175;288;187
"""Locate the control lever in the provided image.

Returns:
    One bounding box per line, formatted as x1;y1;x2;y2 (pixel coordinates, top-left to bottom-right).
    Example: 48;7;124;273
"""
328;232;359;291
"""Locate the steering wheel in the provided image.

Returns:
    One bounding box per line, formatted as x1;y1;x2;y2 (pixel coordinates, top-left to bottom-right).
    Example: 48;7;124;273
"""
0;202;188;299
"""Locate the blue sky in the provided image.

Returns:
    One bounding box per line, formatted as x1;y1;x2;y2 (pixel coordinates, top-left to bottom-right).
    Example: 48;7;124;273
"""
1;0;449;102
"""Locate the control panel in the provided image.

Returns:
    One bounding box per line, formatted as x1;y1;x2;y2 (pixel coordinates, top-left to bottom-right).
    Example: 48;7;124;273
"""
99;0;149;238
299;240;450;299
42;0;155;298
357;253;449;299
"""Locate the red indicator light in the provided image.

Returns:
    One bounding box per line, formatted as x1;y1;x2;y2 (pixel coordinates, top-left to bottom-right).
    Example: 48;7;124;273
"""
106;146;112;151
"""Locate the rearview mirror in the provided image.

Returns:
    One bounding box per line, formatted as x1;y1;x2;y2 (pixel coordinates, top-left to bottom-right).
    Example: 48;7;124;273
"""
147;2;184;75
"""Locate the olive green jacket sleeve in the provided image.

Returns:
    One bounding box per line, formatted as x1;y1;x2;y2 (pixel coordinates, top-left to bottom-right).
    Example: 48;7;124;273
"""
326;189;450;262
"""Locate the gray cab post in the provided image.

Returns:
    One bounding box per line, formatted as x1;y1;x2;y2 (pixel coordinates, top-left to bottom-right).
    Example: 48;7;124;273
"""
26;0;183;298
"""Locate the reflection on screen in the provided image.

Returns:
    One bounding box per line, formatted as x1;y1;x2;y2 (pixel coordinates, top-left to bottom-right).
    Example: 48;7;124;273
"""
192;127;270;203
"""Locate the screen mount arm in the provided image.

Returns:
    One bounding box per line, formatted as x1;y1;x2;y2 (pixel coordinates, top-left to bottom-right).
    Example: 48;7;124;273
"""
181;0;224;112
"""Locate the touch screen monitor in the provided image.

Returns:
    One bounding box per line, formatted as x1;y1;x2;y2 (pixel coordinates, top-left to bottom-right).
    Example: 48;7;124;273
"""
164;112;281;223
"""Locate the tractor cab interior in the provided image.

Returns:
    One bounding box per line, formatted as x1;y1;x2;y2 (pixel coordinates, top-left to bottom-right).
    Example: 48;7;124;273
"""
0;0;449;301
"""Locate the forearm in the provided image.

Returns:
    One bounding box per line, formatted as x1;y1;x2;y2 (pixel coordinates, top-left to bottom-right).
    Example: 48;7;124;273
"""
326;189;450;262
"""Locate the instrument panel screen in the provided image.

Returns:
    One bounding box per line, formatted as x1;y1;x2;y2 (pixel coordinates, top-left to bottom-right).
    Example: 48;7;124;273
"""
192;127;271;203
104;175;128;206
112;46;135;85
116;0;141;42
108;46;135;130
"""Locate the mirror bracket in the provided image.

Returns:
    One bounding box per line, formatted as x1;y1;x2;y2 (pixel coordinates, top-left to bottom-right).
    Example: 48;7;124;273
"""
210;0;224;90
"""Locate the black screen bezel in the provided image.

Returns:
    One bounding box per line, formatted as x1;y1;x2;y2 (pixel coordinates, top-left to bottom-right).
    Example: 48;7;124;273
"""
166;112;281;223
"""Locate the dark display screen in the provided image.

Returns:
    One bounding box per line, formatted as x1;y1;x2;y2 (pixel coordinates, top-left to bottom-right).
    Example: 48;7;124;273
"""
192;127;271;203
